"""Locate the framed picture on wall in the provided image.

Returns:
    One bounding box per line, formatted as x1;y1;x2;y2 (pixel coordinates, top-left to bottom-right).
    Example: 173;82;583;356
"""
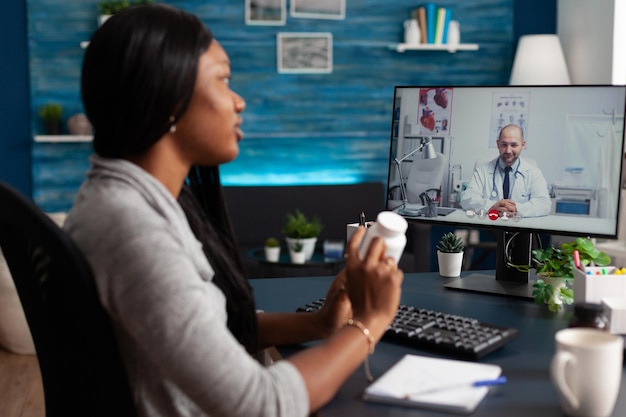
277;33;333;74
245;0;286;26
290;0;345;20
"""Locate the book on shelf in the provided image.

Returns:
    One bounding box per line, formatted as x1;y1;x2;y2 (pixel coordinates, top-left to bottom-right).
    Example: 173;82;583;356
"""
416;6;427;44
425;2;436;44
413;4;453;45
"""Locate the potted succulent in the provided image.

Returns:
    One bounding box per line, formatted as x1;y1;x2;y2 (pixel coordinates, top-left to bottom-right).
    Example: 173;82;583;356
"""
509;237;611;312
264;237;281;263
289;241;306;264
436;232;465;277
38;103;63;135
281;209;323;261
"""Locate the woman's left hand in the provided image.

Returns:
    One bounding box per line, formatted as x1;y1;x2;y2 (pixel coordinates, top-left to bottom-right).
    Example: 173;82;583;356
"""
315;270;352;337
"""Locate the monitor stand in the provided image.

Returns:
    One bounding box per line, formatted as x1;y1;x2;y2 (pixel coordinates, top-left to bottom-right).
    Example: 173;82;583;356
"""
443;231;535;299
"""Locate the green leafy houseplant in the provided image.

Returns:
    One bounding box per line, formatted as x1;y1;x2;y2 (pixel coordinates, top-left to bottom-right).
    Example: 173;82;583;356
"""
265;237;280;248
436;232;464;253
38;103;62;123
98;0;151;15
98;0;130;15
510;237;611;312
281;210;323;239
290;241;304;253
38;103;63;134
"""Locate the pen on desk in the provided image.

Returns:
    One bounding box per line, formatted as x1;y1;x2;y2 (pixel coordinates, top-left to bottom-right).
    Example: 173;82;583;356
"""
403;376;507;399
359;211;366;227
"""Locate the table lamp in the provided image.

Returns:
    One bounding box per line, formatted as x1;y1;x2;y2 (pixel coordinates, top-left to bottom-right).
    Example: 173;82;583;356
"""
393;140;438;215
509;34;571;85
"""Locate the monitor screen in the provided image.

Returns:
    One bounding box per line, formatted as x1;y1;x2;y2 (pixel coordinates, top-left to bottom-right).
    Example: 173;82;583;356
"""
385;85;626;297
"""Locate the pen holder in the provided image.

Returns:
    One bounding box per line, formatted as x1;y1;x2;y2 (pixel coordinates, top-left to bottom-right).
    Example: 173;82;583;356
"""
573;266;626;304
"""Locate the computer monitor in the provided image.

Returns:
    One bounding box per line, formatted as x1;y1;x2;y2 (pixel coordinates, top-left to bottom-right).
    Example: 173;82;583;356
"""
386;85;626;298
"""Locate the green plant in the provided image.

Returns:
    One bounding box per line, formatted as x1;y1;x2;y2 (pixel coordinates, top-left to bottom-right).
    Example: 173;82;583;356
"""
38;103;63;122
436;232;464;253
98;0;151;15
265;237;280;248
509;237;611;312
281;209;323;239
290;241;304;253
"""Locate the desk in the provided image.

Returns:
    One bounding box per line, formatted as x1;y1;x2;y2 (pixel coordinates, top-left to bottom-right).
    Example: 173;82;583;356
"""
251;271;626;417
392;204;616;237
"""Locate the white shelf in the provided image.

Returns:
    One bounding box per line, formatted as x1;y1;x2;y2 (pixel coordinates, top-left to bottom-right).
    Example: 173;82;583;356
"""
389;43;479;53
34;135;93;143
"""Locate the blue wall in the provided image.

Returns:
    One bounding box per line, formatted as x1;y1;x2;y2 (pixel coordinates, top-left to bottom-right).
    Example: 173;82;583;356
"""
5;0;555;212
0;1;32;196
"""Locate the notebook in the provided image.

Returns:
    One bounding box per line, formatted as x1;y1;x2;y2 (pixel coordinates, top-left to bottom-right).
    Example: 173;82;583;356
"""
363;354;503;414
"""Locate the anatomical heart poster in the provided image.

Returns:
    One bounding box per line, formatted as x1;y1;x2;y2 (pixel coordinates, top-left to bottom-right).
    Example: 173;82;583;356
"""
490;92;530;148
417;87;453;136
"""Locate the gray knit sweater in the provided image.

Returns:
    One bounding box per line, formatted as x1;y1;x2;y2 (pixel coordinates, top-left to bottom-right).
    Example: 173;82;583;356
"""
64;156;308;417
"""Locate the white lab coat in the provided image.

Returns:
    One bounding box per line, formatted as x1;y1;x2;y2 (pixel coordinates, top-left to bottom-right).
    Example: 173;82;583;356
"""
460;157;551;217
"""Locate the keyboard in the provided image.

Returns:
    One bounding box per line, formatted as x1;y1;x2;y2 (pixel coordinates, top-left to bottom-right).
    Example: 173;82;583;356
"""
297;298;518;359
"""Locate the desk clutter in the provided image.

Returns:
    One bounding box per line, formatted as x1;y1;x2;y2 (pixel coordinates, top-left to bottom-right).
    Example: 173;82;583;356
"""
297;298;518;360
574;266;626;335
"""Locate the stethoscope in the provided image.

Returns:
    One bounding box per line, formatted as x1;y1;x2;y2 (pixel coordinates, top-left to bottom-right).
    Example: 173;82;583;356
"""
490;159;526;199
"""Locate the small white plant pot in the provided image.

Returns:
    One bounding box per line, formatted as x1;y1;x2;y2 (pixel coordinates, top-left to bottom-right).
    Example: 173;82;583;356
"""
98;14;112;27
290;251;306;264
285;237;317;261
544;276;568;307
264;247;280;263
437;251;464;278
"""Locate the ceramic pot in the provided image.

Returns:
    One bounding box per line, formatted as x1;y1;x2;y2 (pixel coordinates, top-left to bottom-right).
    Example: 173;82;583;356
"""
403;19;420;44
545;276;568;307
67;113;93;135
264;246;280;263
285;237;317;261
99;14;112;27
437;251;464;278
290;251;306;264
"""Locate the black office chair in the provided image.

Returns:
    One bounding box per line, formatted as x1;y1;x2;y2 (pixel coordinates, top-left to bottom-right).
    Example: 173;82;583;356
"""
0;182;137;417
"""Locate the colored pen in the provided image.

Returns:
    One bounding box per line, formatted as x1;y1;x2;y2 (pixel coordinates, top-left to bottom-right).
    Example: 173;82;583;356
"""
359;211;366;227
403;376;507;398
573;250;581;269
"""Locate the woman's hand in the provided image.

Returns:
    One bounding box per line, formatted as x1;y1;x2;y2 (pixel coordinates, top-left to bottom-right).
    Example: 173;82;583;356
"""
315;270;352;337
343;227;403;340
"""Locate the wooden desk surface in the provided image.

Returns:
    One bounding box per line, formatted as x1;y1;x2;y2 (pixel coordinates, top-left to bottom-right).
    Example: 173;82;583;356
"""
251;271;626;417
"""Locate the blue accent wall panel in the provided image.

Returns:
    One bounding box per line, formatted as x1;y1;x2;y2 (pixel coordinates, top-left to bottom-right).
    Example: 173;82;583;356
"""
28;0;514;212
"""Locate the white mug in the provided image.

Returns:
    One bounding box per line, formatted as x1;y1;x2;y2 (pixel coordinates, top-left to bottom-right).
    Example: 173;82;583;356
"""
551;328;623;417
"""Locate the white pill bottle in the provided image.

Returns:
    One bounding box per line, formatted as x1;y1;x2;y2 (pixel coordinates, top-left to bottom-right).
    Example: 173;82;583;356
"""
359;211;408;263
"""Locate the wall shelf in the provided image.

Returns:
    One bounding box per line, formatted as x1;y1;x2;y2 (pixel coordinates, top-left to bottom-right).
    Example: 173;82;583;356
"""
34;135;93;143
389;43;479;53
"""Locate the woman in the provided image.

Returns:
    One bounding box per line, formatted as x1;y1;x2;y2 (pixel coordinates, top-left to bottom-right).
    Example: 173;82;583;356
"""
64;4;403;417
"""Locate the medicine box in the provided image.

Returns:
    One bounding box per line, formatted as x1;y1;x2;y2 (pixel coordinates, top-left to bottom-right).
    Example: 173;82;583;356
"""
573;266;626;304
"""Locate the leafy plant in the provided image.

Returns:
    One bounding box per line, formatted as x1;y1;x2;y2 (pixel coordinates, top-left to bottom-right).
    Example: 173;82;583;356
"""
38;103;63;122
98;0;151;15
436;232;464;253
265;237;280;248
290;241;304;253
98;0;130;14
509;237;611;312
281;209;323;239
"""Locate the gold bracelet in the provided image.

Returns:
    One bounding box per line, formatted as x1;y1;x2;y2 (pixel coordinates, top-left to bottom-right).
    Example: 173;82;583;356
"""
346;318;375;354
346;318;376;382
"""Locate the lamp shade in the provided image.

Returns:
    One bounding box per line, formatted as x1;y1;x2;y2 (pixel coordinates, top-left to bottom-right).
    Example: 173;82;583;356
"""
509;35;571;85
423;141;437;159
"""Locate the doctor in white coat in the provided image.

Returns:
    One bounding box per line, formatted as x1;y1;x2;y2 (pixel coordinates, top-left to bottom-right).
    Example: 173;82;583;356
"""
460;124;551;218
